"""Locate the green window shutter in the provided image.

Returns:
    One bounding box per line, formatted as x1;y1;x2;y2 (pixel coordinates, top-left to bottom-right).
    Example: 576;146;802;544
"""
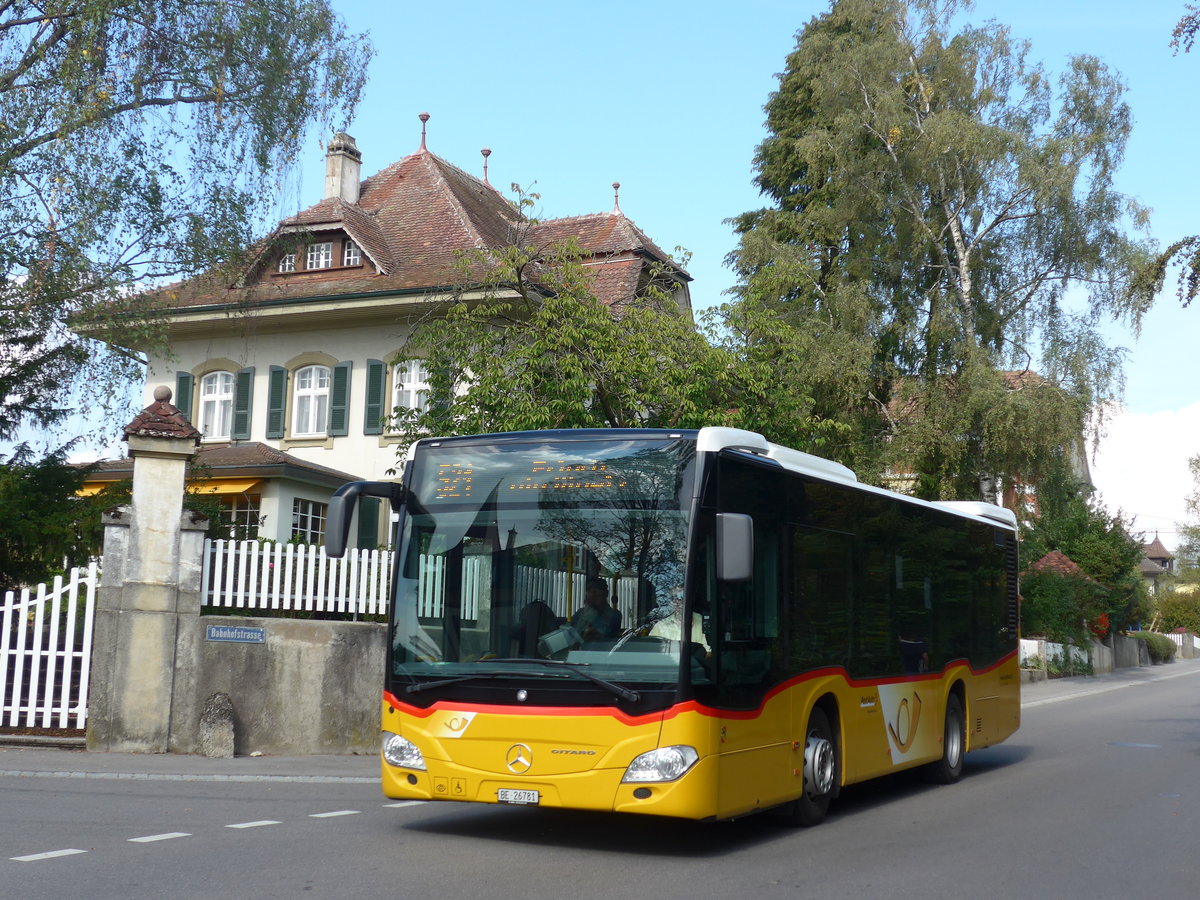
266;365;287;439
364;359;386;435
329;360;352;437
232;367;255;441
356;496;380;549
174;371;194;419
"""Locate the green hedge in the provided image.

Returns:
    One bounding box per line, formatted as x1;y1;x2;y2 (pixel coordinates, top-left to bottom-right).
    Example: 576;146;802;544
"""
1127;631;1178;664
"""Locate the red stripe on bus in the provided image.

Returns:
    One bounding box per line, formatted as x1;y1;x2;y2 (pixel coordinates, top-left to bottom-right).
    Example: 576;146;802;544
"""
382;649;1017;726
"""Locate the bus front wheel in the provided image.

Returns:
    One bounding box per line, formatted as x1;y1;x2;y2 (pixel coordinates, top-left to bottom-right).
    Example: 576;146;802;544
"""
923;693;965;785
780;707;837;827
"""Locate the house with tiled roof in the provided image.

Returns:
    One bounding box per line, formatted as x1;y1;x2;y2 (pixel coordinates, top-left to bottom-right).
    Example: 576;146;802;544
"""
81;117;691;547
1138;535;1175;595
1029;549;1095;581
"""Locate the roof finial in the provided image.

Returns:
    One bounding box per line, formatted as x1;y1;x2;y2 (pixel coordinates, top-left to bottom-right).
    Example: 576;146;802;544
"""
419;112;430;151
612;181;621;214
481;148;491;185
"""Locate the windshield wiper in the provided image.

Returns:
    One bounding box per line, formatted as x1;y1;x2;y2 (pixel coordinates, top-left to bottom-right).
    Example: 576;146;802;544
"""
404;669;571;695
487;658;641;703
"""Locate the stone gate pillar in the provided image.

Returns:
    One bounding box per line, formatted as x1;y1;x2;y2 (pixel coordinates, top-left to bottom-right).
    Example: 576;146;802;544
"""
87;386;205;753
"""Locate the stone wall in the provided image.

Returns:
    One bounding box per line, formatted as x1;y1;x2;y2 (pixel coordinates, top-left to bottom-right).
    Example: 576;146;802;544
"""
172;616;386;756
87;387;385;757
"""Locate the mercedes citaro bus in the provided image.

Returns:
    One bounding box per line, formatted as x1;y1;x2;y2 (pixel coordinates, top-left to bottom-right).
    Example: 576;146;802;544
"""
325;427;1019;824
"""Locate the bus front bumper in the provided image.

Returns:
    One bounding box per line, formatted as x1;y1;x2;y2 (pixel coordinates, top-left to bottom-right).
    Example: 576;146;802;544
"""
381;752;720;820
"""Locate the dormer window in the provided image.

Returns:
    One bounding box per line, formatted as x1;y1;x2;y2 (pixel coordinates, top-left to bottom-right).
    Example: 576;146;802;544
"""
278;253;296;273
306;241;333;270
344;240;361;267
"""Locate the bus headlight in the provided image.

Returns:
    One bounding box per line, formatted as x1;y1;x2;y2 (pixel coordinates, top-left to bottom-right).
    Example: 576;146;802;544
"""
382;731;426;770
621;745;699;783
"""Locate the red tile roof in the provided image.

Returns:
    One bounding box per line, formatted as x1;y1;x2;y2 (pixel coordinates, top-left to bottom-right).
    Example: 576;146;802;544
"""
1142;536;1172;561
1029;550;1096;582
86;442;359;487
154;147;687;314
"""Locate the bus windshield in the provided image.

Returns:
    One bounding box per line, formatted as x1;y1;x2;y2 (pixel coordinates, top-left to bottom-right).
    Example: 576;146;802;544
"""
390;434;703;696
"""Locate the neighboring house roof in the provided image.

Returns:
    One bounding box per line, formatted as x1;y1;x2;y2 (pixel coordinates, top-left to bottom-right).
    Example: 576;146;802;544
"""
150;132;689;317
1028;550;1096;582
1142;536;1172;563
1138;557;1166;577
82;442;359;493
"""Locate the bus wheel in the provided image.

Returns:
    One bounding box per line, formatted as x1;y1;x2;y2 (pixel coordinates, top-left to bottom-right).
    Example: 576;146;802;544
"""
923;693;965;785
781;707;837;827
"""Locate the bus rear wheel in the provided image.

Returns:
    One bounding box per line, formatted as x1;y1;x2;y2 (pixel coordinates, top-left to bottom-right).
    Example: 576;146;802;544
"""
923;693;965;785
780;707;837;827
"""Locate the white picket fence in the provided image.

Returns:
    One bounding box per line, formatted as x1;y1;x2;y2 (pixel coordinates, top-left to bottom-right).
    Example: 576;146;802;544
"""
1166;632;1200;653
202;539;393;616
1;562;98;730
201;539;640;625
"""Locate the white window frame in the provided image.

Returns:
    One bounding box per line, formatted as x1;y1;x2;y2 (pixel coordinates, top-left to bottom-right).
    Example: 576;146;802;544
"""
306;241;333;270
292;364;330;436
343;239;361;267
278;252;296;273
392;360;432;419
198;371;235;441
221;494;262;540
291;498;327;545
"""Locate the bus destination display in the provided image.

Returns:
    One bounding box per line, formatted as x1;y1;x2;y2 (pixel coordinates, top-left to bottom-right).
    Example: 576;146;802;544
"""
432;459;629;501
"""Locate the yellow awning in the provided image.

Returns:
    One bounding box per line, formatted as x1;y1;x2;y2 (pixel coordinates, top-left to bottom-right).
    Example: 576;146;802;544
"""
188;478;262;496
79;477;261;497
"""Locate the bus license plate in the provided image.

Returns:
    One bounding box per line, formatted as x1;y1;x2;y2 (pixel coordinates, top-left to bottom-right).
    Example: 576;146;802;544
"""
497;789;540;805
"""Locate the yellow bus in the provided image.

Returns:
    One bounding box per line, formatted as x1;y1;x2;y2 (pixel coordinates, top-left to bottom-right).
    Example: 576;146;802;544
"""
326;427;1019;824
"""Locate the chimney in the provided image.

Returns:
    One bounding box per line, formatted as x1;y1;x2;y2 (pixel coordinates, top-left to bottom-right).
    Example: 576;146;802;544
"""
324;132;362;203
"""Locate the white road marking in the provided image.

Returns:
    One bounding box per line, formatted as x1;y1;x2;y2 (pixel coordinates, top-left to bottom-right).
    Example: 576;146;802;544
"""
128;832;190;843
11;849;87;862
10;802;384;864
383;801;426;808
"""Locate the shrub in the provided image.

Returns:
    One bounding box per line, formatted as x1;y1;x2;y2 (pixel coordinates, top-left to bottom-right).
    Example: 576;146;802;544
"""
1127;631;1178;664
1020;569;1105;645
1156;588;1200;634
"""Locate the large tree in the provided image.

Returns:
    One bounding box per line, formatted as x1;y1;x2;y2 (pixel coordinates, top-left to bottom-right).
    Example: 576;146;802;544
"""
0;0;371;443
727;0;1152;497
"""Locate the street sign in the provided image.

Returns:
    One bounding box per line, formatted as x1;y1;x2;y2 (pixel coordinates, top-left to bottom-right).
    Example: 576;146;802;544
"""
205;625;266;644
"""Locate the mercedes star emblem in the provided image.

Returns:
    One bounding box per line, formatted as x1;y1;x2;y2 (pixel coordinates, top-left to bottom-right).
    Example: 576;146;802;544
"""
506;743;533;774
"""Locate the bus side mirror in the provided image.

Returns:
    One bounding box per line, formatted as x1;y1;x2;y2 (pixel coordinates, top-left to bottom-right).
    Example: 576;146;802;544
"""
325;481;408;558
716;513;753;582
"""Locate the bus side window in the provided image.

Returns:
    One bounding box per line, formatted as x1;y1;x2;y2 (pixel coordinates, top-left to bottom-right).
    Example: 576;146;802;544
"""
714;527;782;704
790;525;853;671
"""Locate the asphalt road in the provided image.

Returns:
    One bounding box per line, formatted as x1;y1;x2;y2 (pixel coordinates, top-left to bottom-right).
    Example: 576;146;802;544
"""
3;661;1198;899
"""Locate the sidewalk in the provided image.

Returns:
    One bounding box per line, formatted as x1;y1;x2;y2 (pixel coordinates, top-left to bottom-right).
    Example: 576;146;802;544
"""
4;658;1200;780
0;744;379;783
1020;653;1200;708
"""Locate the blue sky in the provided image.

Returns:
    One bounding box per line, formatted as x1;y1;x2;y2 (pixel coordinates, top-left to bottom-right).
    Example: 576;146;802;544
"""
300;0;1197;544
